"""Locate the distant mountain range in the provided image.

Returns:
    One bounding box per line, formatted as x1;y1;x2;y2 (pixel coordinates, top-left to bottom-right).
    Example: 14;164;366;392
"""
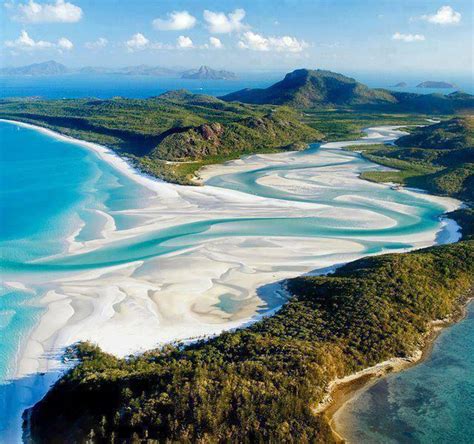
182;66;237;80
0;60;69;76
220;69;473;113
0;60;236;79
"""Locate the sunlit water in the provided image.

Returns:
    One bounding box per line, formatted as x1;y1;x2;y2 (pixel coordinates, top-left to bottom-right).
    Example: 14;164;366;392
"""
0;120;463;442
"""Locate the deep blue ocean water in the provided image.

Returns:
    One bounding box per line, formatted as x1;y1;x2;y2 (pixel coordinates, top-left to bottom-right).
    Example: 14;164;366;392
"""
0;73;283;99
0;72;472;100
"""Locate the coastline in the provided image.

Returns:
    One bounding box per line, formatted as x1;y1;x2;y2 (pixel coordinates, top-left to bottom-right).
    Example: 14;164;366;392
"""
0;119;167;195
0;119;464;442
2;119;462;368
319;293;474;443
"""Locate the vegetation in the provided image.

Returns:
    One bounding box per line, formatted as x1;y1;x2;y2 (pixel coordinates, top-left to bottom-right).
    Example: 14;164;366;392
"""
221;69;396;108
352;116;474;203
221;69;474;114
301;109;434;141
396;116;474;150
0;93;321;184
27;235;474;443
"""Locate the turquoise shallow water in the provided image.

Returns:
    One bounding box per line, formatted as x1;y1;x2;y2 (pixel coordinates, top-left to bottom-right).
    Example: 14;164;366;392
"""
336;303;474;444
0;119;466;443
0;121;154;380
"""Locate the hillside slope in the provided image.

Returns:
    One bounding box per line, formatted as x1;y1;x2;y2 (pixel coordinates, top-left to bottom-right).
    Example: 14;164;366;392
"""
396;116;474;150
357;116;474;202
221;69;474;113
0;93;321;184
221;69;396;108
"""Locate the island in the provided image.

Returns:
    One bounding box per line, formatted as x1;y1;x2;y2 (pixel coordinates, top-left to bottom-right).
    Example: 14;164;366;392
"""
391;82;408;87
417;81;456;89
0;60;69;76
181;65;237;80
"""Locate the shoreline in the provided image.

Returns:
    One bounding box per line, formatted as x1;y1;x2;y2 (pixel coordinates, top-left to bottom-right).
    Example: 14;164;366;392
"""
0;119;168;195
0;119;464;441
2;119;462;361
319;293;473;443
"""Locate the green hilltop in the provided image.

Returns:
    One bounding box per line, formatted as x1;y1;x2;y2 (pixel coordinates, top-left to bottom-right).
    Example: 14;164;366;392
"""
221;69;474;114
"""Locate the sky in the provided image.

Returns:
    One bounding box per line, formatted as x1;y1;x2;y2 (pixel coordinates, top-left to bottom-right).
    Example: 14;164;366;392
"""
0;0;472;76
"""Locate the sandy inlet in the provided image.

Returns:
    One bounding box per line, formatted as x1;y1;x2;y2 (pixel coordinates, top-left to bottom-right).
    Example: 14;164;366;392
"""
1;120;460;378
0;121;462;442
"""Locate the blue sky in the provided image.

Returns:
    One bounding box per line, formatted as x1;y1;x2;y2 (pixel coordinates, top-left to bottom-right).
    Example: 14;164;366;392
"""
1;0;472;75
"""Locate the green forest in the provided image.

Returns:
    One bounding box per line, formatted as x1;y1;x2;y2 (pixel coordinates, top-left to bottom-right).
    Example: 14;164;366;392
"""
354;116;474;203
0;93;320;184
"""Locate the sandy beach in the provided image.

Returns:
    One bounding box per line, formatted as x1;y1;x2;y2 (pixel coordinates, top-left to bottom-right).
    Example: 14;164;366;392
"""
1;120;461;376
0;119;462;442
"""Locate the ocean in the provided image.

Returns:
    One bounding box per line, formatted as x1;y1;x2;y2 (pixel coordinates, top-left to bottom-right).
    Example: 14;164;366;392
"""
335;303;474;443
0;72;472;100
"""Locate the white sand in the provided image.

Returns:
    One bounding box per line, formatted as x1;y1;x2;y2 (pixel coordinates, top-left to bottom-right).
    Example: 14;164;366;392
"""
0;120;462;431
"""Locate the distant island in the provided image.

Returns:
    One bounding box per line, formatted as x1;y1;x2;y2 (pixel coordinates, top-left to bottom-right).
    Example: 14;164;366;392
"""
182;65;237;80
417;81;456;89
391;82;408;87
0;60;69;76
0;60;236;79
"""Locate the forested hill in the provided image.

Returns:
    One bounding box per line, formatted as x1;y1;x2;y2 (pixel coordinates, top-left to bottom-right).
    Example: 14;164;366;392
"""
0;93;320;184
353;116;474;203
221;69;474;113
396;116;474;150
221;69;396;108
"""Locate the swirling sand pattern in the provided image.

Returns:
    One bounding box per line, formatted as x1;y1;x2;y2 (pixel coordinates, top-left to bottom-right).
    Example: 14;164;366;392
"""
0;121;460;441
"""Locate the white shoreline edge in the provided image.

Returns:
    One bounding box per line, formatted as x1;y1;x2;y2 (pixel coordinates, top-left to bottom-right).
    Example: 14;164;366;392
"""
0;118;168;195
0;118;463;443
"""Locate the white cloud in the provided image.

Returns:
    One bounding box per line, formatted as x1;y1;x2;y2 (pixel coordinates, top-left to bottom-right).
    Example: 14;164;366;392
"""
152;10;196;31
126;33;149;52
4;30;73;51
177;35;193;49
14;0;82;23
85;37;108;50
203;8;247;33
238;31;308;52
238;31;269;51
421;5;461;25
57;37;73;50
392;32;425;42
209;36;223;49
